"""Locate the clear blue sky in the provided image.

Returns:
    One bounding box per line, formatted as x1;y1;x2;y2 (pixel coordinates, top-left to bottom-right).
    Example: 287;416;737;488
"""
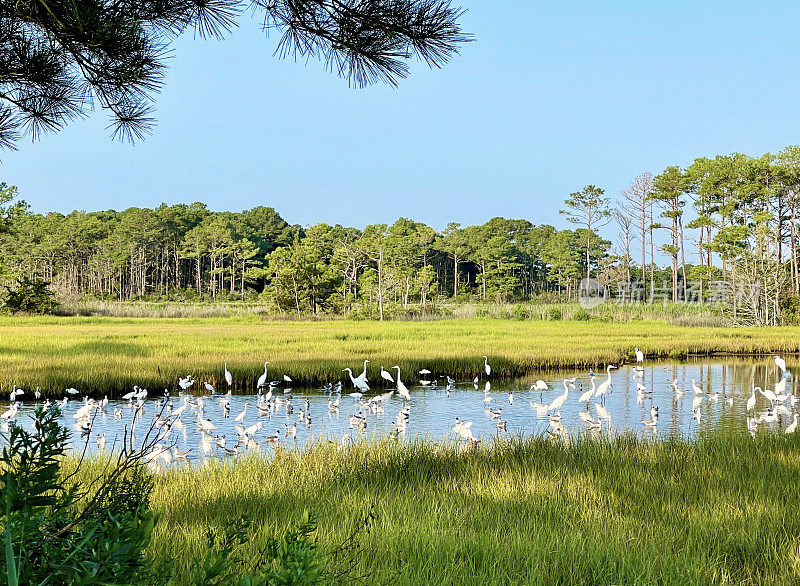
4;1;800;235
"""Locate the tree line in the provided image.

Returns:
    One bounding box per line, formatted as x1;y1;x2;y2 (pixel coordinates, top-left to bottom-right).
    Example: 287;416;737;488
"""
2;145;800;324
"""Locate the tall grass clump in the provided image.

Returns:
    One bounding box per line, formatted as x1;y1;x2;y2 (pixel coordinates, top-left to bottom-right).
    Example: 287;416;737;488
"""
89;431;800;585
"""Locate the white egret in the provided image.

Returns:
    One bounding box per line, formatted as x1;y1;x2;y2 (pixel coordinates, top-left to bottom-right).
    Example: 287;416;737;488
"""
241;421;262;437
1;403;18;419
380;366;395;384
257;362;269;389
224;361;233;387
453;418;476;441
419;368;431;375
757;386;777;407
746;382;756;411
196;414;216;432
343;368;370;392
483;356;491;377
775;355;787;374
691;379;703;395
358;360;370;382
786;413;798;434
529;401;549;417
235;403;248;422
578;376;596;404
594;365;617;402
283;374;292;383
393;365;411;401
635;347;644;363
548;379;573;412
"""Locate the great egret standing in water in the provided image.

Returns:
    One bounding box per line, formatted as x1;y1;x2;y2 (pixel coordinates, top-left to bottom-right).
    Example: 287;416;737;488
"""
775;355;787;374
380;366;395;384
257;362;269;389
594;365;616;403
786;413;798;434
224;362;233;388
746;383;756;412
393;365;411;401
359;360;370;382
548;379;574;412
579;376;596;404
483;356;491;377
344;368;370;392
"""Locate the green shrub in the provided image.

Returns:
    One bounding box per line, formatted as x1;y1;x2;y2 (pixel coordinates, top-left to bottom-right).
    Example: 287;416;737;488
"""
548;307;562;320
3;276;58;314
572;309;590;321
0;407;154;585
512;305;528;320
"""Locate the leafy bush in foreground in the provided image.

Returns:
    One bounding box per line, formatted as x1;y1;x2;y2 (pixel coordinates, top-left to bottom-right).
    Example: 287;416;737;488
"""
0;407;153;585
1;407;369;585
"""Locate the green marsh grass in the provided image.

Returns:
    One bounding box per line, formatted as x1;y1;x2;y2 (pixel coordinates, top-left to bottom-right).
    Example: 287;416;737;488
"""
66;431;800;584
2;316;800;395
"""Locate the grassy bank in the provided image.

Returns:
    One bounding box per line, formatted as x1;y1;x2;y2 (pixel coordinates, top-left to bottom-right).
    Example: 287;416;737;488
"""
70;432;800;584
2;316;800;395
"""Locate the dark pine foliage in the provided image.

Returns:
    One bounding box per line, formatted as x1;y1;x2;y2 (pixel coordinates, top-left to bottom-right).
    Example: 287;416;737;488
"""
0;0;470;148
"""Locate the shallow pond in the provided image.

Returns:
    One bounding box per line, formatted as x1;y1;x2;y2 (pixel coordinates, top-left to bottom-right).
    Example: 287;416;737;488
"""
2;358;798;463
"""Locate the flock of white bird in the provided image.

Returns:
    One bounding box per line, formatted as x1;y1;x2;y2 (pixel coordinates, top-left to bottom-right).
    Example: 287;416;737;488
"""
1;351;797;467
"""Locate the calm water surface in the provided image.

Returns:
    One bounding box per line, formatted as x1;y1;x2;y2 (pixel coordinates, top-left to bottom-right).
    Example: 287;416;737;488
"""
2;358;797;464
